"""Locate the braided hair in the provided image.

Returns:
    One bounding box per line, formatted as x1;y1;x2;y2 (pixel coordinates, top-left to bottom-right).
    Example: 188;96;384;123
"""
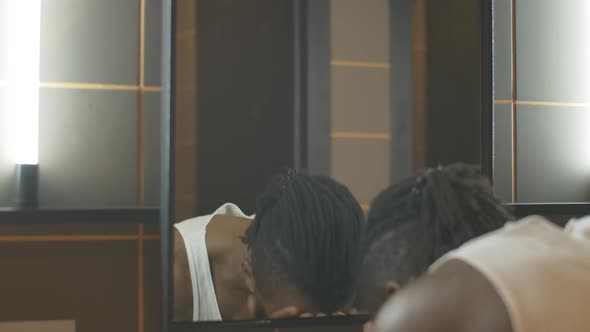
357;163;512;314
242;170;364;314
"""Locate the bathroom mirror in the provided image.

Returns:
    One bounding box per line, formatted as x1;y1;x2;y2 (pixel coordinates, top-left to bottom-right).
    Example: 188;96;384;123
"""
161;0;510;330
157;0;589;329
161;0;377;329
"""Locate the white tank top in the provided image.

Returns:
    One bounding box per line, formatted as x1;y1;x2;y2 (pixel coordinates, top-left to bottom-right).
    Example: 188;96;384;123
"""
174;203;253;321
431;215;590;332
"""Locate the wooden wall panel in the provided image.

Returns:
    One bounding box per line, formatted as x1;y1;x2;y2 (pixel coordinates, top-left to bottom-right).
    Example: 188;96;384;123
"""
0;240;138;332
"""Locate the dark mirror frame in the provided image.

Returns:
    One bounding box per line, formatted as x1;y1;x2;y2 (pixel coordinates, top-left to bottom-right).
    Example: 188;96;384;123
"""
480;0;590;218
159;1;174;331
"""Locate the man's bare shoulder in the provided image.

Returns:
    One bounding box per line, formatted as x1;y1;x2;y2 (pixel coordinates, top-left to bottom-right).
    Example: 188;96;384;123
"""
375;260;512;332
206;215;252;257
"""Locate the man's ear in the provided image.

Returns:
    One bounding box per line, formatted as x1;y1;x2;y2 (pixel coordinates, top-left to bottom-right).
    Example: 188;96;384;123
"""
233;292;258;320
242;259;255;293
384;281;400;297
246;292;258;319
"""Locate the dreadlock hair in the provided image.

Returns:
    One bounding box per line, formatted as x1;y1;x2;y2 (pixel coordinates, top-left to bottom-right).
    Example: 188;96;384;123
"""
242;170;364;314
357;163;513;315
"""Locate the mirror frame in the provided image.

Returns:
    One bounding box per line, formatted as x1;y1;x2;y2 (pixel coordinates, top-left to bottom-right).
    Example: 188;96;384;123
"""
480;0;590;218
159;0;173;330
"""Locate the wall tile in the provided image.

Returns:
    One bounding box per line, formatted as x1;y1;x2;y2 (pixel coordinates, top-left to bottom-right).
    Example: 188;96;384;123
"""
0;0;6;81
40;0;139;84
144;224;160;235
0;157;13;207
331;138;390;205
0;321;75;332
144;240;162;332
331;67;390;133
492;104;513;202
0;241;138;332
516;0;590;103
38;89;137;208
0;88;16;207
516;105;590;202
145;0;163;86
143;92;161;207
493;0;512;101
330;0;390;62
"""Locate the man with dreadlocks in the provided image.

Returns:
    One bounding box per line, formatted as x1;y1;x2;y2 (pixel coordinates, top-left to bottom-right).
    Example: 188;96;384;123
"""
372;215;590;332
357;163;512;317
173;170;363;321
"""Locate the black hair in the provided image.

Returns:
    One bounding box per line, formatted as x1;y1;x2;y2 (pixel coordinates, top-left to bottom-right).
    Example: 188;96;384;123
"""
242;170;364;314
358;163;512;314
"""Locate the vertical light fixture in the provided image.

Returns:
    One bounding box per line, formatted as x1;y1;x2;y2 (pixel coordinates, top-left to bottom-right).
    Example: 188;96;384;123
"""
4;0;42;209
588;3;590;172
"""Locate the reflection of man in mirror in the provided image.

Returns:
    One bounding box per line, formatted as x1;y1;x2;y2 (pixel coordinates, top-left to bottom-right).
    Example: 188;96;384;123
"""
356;164;512;317
174;171;364;321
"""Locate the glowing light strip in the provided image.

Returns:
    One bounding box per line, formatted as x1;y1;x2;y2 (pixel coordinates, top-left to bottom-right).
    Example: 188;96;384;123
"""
4;0;41;165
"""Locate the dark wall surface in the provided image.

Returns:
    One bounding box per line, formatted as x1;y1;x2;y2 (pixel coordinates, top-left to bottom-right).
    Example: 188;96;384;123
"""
195;0;297;215
425;0;482;166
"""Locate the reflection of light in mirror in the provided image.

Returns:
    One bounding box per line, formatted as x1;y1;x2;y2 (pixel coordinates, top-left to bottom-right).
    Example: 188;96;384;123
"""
4;0;41;165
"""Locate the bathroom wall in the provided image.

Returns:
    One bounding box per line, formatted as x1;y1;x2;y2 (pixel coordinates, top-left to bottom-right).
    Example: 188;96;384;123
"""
0;1;162;331
493;0;590;203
